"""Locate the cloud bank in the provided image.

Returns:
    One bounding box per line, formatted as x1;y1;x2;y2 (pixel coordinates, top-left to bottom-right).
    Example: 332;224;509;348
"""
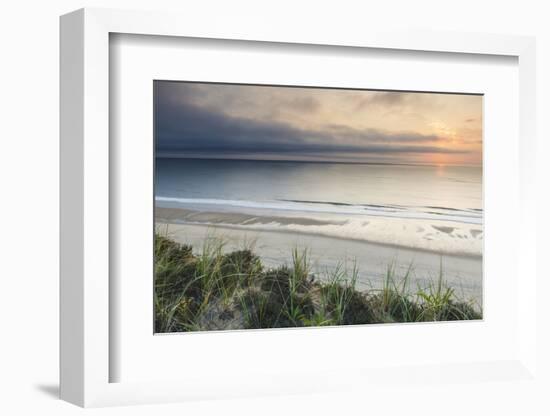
155;82;481;164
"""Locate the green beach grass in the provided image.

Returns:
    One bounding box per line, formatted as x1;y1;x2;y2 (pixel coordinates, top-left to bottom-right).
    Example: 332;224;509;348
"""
154;233;481;333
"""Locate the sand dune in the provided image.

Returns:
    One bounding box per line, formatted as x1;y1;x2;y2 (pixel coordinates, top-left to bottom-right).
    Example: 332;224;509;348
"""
156;219;483;306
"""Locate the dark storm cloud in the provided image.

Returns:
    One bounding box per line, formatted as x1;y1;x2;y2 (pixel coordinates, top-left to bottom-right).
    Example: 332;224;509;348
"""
155;84;467;157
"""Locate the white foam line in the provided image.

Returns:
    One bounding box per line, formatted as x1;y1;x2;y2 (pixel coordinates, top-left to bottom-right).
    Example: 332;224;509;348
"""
155;196;483;225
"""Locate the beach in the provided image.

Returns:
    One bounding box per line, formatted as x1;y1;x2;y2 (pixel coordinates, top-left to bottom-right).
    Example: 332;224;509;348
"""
156;207;483;306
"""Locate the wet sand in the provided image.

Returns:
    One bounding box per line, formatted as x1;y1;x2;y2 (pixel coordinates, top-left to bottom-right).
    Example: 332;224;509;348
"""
156;206;345;226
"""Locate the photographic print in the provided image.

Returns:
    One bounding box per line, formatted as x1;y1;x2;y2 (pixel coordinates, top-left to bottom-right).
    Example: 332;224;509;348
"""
154;81;483;333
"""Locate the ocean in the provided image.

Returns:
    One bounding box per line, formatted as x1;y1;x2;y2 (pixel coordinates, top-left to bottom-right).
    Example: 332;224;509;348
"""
155;158;483;257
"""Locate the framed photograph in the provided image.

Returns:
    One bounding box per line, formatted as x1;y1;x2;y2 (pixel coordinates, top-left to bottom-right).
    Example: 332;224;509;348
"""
60;8;538;407
153;81;484;334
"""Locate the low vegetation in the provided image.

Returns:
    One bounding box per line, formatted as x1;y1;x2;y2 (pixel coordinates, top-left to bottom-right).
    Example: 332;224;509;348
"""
154;233;481;333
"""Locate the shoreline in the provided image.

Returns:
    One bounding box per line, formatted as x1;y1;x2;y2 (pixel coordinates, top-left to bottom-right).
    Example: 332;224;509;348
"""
155;206;483;259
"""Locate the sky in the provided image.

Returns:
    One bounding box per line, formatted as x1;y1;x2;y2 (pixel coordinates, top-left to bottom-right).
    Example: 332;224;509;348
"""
155;81;482;166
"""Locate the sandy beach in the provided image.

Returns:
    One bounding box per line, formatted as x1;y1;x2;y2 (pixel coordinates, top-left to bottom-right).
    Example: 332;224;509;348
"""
156;212;483;306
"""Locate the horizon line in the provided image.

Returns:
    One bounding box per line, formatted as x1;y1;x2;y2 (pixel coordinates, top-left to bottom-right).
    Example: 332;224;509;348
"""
155;155;482;168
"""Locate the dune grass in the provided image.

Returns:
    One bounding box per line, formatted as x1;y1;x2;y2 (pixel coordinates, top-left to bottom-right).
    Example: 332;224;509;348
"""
154;233;481;333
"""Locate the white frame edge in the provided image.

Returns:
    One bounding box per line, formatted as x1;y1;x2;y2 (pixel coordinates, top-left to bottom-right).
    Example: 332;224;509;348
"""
60;7;537;407
60;9;85;406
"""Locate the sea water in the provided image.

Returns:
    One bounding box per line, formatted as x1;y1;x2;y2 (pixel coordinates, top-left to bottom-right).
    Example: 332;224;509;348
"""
155;158;483;256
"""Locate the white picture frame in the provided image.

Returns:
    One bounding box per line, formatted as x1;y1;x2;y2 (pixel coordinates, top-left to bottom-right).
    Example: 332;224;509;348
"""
60;7;537;407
